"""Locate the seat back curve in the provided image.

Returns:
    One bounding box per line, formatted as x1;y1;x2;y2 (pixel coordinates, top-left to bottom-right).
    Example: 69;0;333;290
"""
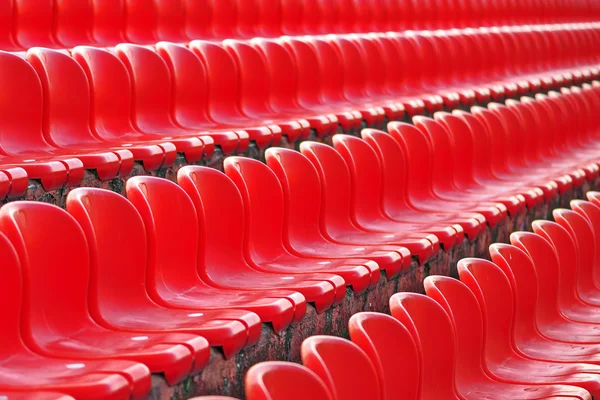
301;335;381;400
348;312;420;399
389;292;460;399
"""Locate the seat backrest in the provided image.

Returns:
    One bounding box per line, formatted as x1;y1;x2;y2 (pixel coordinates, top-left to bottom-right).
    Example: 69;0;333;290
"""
280;37;325;108
124;0;158;43
14;0;56;48
126;176;206;301
325;36;368;100
532;219;582;310
116;43;179;132
155;41;212;128
553;207;598;296
0;231;29;355
26;48;98;148
177;166;248;276
154;0;188;41
245;361;333;400
510;231;564;327
0;202;92;345
255;0;282;37
54;0;95;47
331;133;390;226
301;336;381;400
304;37;347;104
389;293;460;399
190;40;243;122
251;38;300;111
388;121;434;202
0;51;52;155
435;112;476;188
223;156;287;264
489;243;542;347
0;0;20;50
223;40;272;116
359;129;413;214
66;188;152;321
348;312;420;400
300;140;361;235
209;0;238;38
91;0;127;45
265;147;327;247
72;46;137;141
413;116;457;194
423;275;489;387
456;258;516;367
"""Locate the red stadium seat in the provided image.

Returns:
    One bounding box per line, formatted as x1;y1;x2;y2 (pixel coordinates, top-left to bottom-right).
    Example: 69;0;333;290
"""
125;176;300;333
0;201;209;385
223;156;380;295
178;165;342;314
245;362;332;400
301;336;381;400
0;230;152;399
66;187;263;358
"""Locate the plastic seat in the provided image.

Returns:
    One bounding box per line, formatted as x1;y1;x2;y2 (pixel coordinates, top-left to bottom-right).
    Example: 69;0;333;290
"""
299;36;364;131
189;40;281;150
153;42;248;155
497;235;600;352
374;124;486;239
424;274;594;399
264;147;410;277
53;0;95;48
457;257;600;397
0;230;152;400
389;293;461;399
434;112;526;215
223;39;310;144
178;165;343;313
300;140;439;264
555;206;600;306
27;48;168;173
250;38;338;137
223;156;379;295
452;109;545;208
333;131;464;250
91;0;127;46
0;50;93;191
532;219;600;324
125;176;300;333
412;116;508;226
13;0;57;49
348;312;420;399
0;201;209;385
66;187;262;358
71;46;187;165
301;336;381;400
116;43;240;157
245;361;332;400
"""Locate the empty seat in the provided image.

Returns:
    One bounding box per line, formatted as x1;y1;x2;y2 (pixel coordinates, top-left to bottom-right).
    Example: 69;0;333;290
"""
0;391;74;400
223;156;380;295
245;362;332;400
72;45;207;162
0;201;209;385
457;257;600;396
66;187;262;358
0;229;152;400
301;336;381;400
424;273;594;399
177;165;343;313
348;312;419;399
264;148;410;277
125;176;301;333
